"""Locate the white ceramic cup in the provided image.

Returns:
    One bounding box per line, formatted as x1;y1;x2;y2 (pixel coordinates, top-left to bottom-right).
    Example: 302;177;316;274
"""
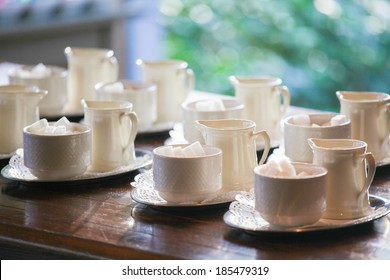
308;138;376;220
136;59;195;123
8;65;68;115
95;80;157;132
336;91;390;162
82;100;138;172
153;144;222;203
230;76;290;144
254;162;327;227
65;47;119;113
196;119;270;191
23;122;91;180
0;85;47;154
181;98;244;143
283;113;351;162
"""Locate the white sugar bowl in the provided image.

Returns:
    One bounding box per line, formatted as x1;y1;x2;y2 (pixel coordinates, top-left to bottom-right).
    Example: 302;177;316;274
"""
23;120;91;180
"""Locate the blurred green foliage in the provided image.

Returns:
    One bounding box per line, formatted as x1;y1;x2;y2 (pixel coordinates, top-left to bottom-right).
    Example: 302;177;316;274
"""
158;0;390;112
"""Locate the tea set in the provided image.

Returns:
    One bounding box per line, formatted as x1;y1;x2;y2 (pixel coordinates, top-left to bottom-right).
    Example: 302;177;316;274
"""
1;46;390;233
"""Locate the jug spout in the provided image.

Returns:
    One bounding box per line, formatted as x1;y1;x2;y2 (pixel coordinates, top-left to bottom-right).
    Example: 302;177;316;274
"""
194;120;209;141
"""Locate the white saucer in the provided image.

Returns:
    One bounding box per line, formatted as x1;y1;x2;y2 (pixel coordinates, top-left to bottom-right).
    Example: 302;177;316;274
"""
223;192;390;234
1;148;152;183
131;171;243;209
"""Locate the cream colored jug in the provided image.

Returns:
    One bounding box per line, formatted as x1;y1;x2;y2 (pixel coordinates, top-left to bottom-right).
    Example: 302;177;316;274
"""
230;76;290;145
196;119;270;191
65;47;118;113
82;100;138;172
136;59;194;123
0;85;47;154
336;91;390;162
308;138;375;220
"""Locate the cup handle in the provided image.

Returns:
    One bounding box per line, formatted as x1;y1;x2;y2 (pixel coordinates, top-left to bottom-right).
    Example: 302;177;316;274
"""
277;85;290;115
120;112;138;148
252;130;271;165
356;152;376;201
102;56;119;81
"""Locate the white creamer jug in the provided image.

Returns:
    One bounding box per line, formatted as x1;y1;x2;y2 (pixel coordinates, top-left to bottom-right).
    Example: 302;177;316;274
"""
0;85;47;154
196;119;270;191
308;138;375;220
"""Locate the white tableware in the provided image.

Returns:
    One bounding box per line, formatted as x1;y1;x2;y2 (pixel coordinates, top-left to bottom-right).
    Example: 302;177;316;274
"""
131;171;241;209
230;76;290;144
95;80;157;131
181;98;244;143
152;144;222;203
23;121;91;180
82;100;138;172
0;85;47;154
223;192;390;233
196;119;270;191
136;59;194;123
1;149;152;183
8;64;68;115
308;138;376;220
254;162;327;227
65;47;118;112
283;113;351;162
336;91;390;162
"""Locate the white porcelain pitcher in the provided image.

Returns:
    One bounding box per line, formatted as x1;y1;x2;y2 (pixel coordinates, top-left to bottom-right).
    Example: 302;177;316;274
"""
82;100;138;172
308;138;375;220
65;47;118;113
196;119;270;191
336;91;390;162
0;85;47;154
136;59;194;123
230;76;290;144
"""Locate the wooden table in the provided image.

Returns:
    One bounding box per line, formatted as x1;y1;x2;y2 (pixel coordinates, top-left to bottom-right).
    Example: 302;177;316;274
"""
1;129;390;260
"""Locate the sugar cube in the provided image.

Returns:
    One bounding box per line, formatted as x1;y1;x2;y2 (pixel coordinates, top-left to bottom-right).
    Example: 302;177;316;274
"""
330;114;347;126
292;114;311;126
187;141;206;156
195;99;226;111
104;82;124;93
173;146;183;157
54;116;72;130
29;119;49;134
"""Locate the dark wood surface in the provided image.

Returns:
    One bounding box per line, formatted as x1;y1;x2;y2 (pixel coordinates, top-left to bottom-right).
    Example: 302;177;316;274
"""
1;132;390;260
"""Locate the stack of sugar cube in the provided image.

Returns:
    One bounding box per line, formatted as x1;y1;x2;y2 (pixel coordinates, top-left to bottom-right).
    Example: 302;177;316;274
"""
103;81;124;93
291;114;347;127
158;141;206;157
29;117;75;135
195;99;226;111
17;63;51;79
257;149;310;178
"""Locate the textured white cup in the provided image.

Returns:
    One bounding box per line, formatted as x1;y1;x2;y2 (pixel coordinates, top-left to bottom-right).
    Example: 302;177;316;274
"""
181;98;244;143
283;113;351;162
254;162;327;227
8;65;68;115
95;80;157;131
23;122;91;180
153;144;222;203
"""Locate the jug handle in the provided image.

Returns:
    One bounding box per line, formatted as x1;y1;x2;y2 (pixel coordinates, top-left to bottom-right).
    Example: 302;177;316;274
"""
356;152;376;201
120;112;138;148
277;85;290;115
184;68;195;95
252;130;271;165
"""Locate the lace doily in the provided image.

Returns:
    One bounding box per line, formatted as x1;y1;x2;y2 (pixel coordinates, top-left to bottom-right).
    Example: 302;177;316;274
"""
131;170;245;206
4;148;152;182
